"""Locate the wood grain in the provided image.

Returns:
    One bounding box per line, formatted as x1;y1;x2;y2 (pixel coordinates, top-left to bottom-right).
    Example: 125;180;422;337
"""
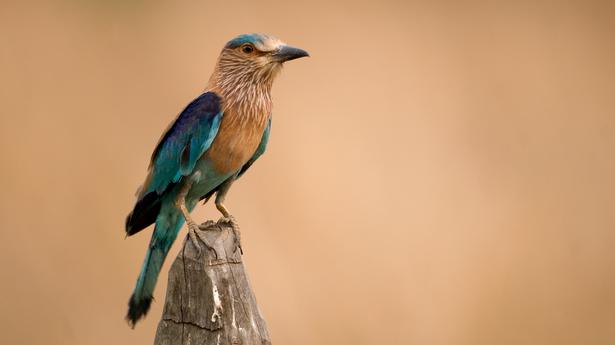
154;220;271;345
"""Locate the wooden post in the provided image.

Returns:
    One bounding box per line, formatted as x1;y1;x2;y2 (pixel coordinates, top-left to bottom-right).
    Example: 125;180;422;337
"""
154;219;271;345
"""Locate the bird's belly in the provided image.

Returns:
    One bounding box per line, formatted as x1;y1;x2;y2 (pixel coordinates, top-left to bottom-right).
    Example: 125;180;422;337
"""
187;158;234;200
206;116;267;174
186;109;269;200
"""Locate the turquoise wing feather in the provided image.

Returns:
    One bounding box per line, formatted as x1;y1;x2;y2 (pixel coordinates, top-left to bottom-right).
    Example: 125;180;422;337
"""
146;92;223;195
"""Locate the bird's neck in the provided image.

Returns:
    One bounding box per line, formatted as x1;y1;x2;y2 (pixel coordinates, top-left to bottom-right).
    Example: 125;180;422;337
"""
206;67;277;120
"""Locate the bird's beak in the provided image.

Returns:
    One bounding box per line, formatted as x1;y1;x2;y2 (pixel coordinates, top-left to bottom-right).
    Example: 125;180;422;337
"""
272;45;309;62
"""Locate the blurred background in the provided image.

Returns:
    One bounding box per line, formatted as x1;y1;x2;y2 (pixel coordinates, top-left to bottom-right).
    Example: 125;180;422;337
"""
1;0;614;344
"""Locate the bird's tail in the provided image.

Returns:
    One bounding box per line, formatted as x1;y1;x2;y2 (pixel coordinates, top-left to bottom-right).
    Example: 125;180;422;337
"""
126;205;185;327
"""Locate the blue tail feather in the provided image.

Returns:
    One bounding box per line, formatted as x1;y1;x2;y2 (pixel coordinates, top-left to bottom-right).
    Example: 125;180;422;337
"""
126;204;185;327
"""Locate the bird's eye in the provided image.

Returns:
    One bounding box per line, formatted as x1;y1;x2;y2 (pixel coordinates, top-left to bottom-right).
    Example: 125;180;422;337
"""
241;44;254;54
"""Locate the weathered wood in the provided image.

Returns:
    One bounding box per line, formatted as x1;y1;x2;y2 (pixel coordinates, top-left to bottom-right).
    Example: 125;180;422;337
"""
154;219;271;345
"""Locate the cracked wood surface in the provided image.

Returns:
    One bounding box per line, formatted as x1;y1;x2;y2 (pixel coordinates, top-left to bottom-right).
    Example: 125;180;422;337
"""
154;219;271;345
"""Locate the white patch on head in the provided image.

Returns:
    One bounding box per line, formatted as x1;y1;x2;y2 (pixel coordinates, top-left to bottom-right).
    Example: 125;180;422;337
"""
253;35;284;53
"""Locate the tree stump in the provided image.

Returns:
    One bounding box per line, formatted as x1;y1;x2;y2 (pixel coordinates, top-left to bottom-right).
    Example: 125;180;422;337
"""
154;219;271;345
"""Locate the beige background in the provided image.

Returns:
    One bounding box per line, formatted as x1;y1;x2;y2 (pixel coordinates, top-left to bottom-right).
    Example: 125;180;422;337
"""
1;1;614;344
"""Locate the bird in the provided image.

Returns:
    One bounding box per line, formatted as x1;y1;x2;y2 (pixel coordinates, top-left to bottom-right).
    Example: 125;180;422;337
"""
124;33;308;327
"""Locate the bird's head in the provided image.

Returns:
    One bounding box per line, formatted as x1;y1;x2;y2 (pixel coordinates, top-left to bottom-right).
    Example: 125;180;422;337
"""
211;33;309;91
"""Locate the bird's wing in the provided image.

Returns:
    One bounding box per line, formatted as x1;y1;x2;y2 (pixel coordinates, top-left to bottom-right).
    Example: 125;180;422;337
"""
126;92;223;235
143;91;223;196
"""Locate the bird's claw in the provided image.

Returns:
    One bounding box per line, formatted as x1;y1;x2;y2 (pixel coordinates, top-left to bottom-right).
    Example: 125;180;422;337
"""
218;215;236;225
188;221;219;260
198;220;216;230
219;216;243;255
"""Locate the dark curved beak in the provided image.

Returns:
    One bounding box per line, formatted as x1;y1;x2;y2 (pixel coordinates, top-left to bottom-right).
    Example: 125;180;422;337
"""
273;45;309;62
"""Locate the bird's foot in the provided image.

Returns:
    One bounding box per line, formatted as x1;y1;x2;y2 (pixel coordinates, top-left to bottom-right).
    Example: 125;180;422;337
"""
187;221;219;259
218;215;243;255
198;219;216;230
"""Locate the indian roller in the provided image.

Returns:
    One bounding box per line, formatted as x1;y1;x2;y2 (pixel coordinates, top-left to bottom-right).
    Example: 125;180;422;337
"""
124;33;308;327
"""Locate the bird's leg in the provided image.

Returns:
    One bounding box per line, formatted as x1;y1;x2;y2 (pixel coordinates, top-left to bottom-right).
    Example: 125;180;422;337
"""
197;194;216;230
214;175;235;220
176;174;218;259
214;177;242;254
